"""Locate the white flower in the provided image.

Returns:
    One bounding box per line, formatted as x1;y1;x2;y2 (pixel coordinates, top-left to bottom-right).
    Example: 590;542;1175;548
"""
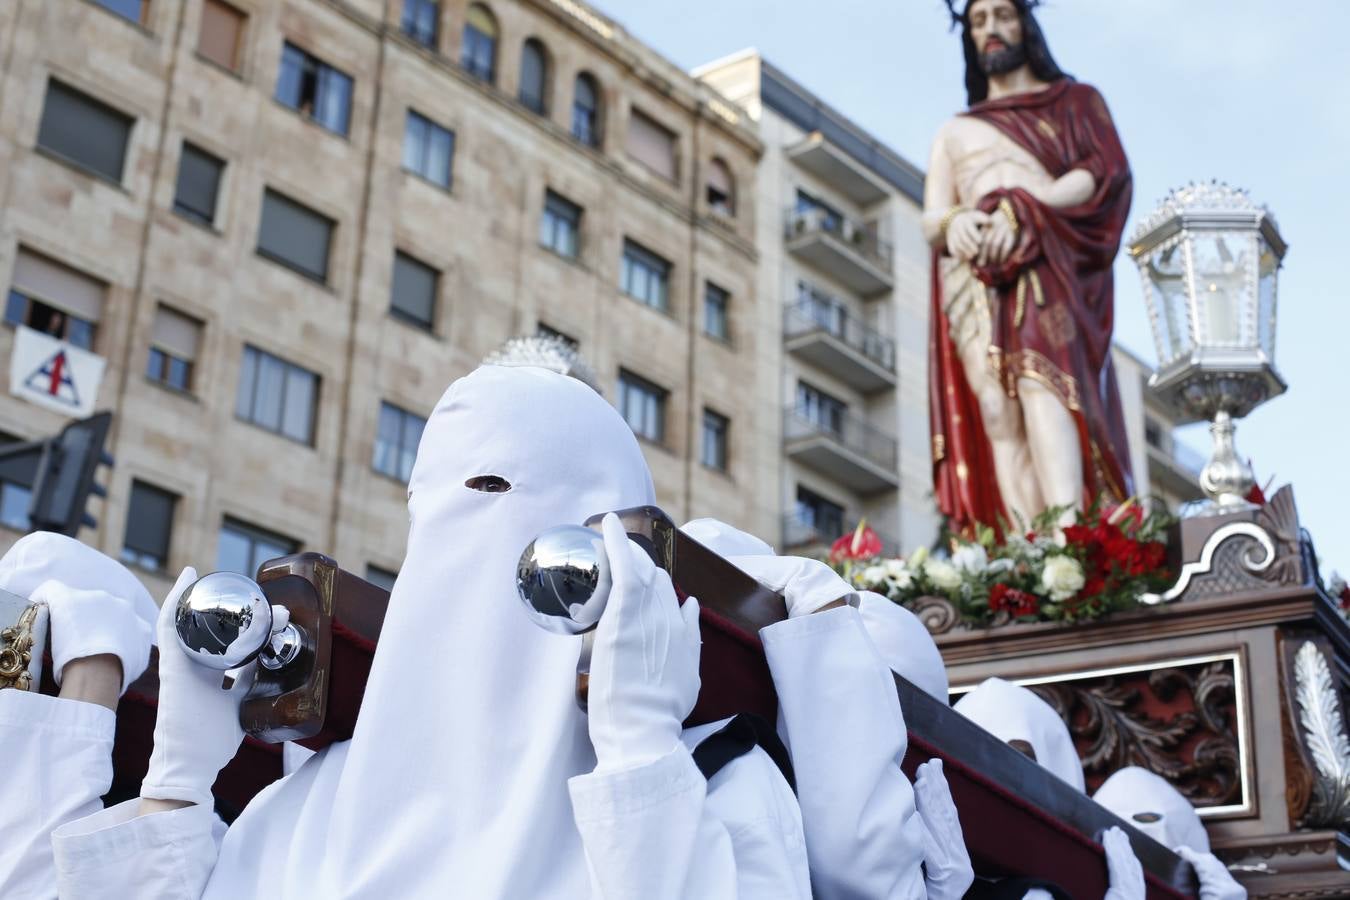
924;558;962;592
908;546;929;568
884;558;908;579
861;565;888;585
950;543;988;575
1038;555;1085;602
1328;571;1347;598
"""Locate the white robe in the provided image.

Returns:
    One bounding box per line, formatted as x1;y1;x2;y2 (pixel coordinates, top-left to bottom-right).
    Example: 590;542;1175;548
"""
49;366;808;899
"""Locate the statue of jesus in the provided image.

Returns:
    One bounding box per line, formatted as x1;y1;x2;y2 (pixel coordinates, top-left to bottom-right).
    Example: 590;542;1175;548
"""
924;0;1135;534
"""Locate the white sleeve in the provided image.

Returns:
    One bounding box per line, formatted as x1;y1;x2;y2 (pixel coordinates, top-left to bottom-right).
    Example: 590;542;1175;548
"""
761;606;928;900
51;799;224;899
568;742;809;899
0;689;115;899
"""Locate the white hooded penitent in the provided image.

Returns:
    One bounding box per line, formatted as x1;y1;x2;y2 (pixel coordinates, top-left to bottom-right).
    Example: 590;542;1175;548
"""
953;677;1086;792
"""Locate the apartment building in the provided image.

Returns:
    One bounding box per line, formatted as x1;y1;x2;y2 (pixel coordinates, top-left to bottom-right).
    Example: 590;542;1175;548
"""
1112;345;1204;512
0;0;767;596
696;51;941;558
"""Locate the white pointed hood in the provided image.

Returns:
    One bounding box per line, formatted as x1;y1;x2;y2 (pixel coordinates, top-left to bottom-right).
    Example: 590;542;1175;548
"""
204;365;656;898
1093;766;1210;853
953;677;1086;792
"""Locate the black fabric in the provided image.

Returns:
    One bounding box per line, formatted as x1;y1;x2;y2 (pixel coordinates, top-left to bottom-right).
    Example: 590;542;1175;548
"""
964;876;1073;900
691;713;795;794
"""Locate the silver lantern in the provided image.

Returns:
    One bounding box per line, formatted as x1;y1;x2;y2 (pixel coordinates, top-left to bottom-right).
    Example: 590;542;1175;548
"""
1128;181;1288;512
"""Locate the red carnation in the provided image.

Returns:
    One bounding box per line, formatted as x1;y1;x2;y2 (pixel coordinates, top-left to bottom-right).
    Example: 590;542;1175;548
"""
989;583;1039;618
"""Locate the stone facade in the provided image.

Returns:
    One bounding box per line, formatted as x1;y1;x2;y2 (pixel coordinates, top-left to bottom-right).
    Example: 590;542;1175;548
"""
0;0;766;595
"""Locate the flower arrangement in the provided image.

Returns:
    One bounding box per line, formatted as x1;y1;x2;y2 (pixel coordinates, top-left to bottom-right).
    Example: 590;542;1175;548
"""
831;501;1174;628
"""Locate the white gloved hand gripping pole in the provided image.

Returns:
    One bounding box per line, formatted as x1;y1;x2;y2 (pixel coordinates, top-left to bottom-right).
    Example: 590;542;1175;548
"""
587;513;702;773
914;758;975;900
141;567;252;808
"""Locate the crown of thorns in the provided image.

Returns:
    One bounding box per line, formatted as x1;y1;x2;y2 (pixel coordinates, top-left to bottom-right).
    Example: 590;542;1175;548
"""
944;0;1043;26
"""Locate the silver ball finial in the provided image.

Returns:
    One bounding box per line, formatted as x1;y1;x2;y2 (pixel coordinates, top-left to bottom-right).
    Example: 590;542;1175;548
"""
516;525;612;635
174;572;303;671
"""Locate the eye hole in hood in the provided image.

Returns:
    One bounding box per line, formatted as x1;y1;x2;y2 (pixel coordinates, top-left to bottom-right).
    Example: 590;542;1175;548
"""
1132;811;1163;824
465;475;513;494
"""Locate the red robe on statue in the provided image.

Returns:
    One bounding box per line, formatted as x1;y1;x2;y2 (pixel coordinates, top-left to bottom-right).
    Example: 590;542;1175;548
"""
929;78;1135;537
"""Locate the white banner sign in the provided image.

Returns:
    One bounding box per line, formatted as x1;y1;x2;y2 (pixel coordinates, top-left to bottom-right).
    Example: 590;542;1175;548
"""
9;325;106;418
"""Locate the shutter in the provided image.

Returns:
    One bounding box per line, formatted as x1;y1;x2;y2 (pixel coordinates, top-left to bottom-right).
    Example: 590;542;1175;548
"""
258;190;332;281
12;248;105;321
198;0;244;71
126;482;175;559
151;306;202;360
625;109;677;181
37;81;133;183
175;144;223;221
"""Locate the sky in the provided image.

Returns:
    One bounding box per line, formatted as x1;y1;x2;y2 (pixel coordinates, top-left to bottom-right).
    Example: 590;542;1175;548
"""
602;0;1350;573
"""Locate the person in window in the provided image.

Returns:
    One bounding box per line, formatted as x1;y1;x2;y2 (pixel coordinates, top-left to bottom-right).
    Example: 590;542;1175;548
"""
47;365;810;899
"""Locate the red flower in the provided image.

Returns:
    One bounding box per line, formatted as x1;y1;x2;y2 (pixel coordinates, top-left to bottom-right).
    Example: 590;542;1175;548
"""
829;521;882;562
989;583;1039;617
1339;583;1350;611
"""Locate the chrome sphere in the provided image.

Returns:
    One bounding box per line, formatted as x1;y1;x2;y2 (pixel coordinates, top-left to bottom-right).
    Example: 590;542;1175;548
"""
516;525;612;635
174;571;274;669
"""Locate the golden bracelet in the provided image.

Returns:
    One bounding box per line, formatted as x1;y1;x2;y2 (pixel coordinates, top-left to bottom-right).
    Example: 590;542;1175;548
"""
996;197;1019;236
938;205;967;238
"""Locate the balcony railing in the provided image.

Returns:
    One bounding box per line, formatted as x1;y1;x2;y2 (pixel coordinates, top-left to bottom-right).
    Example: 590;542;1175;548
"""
783;405;898;493
783;206;894;296
783;297;896;392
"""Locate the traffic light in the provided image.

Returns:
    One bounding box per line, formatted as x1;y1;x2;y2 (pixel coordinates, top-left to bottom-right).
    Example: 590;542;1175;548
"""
0;412;113;537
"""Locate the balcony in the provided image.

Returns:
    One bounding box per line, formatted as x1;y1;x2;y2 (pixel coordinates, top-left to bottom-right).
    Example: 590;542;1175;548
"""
786;132;892;206
784;207;894;297
1146;439;1205;503
781;514;899;558
783;298;896;393
783;405;898;494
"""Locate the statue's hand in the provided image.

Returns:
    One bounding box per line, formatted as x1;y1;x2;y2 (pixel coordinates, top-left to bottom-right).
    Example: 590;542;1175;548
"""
946;210;990;262
978;210;1018;267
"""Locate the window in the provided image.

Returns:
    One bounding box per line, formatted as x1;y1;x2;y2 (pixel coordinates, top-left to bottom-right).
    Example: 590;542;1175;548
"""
536;323;578;349
620;240;670;312
146;305;202;392
390;251;438;330
539;191;581;259
796;382;846;436
1145;418;1164;449
707;158;735;217
618;371;666;443
519;39;549;114
401;0;438;48
217;517;297;577
37;80;134;184
571;73;600;147
95;0;149;25
365;564;398;592
173;142;224;226
402;110;454;189
0;481;31;532
197;0;245;71
461;4;498;82
703;282;729;342
796;486;844;541
798;280;846;336
626;108;677;182
701;409;728;472
121;481;176;571
236;345;320;444
795;189;844;232
257;188;333;282
275;42;353;137
373;401;426;482
5;248;104;350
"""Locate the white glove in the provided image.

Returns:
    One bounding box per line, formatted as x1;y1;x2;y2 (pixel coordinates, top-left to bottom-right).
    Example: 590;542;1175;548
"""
914;758;974;900
728;553;856;618
141;567;251;807
1103;826;1146;900
0;531;157;693
588;513;701;774
1177;846;1246;900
